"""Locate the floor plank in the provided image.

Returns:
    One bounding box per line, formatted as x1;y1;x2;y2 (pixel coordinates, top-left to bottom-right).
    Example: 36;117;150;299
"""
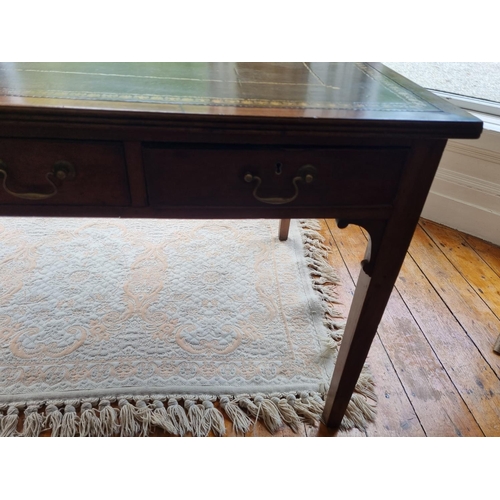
410;223;500;375
463;232;500;278
395;241;500;435
421;219;500;322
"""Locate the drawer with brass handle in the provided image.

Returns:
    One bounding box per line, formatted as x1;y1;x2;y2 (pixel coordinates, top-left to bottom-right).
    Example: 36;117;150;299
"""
143;145;410;208
0;139;130;206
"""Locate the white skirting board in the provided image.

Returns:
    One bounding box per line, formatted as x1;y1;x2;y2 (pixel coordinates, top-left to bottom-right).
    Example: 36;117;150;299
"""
421;128;500;246
422;191;500;246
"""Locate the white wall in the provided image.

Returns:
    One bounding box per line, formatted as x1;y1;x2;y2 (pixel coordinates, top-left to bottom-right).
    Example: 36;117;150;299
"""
422;115;500;246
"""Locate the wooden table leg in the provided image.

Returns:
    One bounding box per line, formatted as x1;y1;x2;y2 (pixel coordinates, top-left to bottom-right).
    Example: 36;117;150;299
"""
322;139;449;429
322;262;394;428
279;219;291;241
321;217;399;427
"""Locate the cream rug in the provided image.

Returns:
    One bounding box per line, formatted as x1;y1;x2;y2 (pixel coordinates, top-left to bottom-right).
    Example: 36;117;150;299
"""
0;218;375;436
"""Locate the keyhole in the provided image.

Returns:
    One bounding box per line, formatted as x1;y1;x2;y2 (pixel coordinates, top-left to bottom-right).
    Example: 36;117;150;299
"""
275;162;283;175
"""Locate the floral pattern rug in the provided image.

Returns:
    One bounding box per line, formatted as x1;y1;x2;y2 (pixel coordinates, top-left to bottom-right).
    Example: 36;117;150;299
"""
0;218;375;436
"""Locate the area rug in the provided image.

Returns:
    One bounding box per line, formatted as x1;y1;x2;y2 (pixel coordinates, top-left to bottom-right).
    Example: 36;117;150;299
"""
0;218;376;437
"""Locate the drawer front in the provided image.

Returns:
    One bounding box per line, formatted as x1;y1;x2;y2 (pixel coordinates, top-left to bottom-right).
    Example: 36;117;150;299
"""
0;139;130;206
143;146;409;208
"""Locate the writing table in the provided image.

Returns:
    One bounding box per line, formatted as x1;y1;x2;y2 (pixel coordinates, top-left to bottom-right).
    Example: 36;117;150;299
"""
0;62;483;428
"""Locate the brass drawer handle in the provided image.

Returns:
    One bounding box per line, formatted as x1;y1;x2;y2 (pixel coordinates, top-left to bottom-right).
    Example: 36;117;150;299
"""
244;164;317;205
0;160;75;200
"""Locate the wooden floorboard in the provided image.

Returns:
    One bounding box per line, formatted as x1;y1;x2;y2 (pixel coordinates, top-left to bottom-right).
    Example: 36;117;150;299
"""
410;223;500;375
463;232;500;278
421;219;500;323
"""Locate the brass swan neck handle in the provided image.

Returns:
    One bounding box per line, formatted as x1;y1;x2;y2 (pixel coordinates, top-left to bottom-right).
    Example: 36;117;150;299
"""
244;164;317;205
0;160;75;200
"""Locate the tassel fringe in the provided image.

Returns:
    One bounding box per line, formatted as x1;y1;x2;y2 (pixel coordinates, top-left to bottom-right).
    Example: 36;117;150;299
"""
99;399;119;437
166;398;191;436
61;405;79;437
219;396;252;435
80;402;103;437
1;405;20;437
186;400;210;437
0;392;349;437
150;400;177;435
118;399;139;437
202;400;226;437
22;404;44;437
44;404;63;437
0;219;376;437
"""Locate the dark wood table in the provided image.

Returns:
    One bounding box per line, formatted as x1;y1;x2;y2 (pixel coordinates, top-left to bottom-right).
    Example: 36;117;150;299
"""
0;62;483;429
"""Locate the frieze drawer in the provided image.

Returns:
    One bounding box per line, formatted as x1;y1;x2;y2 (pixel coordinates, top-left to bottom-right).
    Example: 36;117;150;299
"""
0;139;130;206
143;145;410;208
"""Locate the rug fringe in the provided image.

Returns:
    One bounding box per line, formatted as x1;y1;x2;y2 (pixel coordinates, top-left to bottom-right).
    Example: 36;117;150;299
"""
98;399;120;437
22;404;44;437
150;400;177;435
166;397;191;436
80;402;103;437
1;405;20;437
219;396;252;435
61;404;79;437
0;391;343;437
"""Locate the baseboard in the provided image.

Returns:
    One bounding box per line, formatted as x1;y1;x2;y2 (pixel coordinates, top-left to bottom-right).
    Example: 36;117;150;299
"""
422;190;500;246
422;134;500;245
